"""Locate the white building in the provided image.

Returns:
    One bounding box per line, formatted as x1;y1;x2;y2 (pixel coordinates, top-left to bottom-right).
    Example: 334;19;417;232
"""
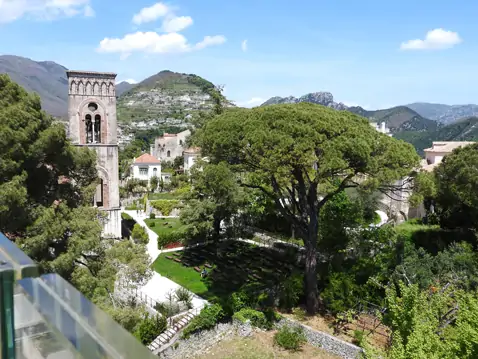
152;129;191;161
370;122;392;136
183;147;202;173
422;141;475;172
130;153;162;184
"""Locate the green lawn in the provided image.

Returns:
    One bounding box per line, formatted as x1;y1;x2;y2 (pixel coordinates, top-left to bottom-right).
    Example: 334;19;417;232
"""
144;217;185;236
152;240;302;302
152;255;210;297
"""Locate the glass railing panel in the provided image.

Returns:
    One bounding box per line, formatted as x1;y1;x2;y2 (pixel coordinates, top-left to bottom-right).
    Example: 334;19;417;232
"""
0;233;38;279
18;275;157;359
14;283;83;359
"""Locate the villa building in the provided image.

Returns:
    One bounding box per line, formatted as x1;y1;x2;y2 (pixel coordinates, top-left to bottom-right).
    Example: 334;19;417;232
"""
421;141;475;172
183;147;202;173
370;122;392;136
151;129;191;161
130;153;162;185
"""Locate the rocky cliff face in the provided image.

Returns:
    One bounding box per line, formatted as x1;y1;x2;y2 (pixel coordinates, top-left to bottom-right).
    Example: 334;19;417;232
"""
261;92;347;110
407;102;478;124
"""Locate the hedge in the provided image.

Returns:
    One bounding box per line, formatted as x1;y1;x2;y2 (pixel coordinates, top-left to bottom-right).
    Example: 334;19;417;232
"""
157;229;185;248
150;200;180;216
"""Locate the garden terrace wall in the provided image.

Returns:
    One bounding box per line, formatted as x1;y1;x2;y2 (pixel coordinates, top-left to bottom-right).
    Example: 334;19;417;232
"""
276;317;364;359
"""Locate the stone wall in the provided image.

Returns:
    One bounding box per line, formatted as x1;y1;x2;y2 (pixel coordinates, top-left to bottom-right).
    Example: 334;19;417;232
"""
276;317;364;359
158;322;237;359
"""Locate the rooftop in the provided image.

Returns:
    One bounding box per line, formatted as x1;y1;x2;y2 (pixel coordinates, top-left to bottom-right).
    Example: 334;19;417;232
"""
424;141;475;153
133;153;161;164
66;70;117;79
184;147;201;154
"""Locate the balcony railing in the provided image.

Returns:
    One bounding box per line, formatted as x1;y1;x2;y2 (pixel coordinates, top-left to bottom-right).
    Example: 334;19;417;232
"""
0;232;157;359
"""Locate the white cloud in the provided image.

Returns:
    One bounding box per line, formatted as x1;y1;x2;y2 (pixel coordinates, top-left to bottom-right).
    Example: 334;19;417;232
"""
162;15;193;33
83;4;94;17
237;97;265;107
241;39;248;52
194;35;226;50
0;0;93;23
132;2;169;25
98;32;225;54
400;28;462;50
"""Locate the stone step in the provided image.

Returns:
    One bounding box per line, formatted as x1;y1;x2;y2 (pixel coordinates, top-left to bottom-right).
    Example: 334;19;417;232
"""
179;319;188;326
159;334;168;342
166;329;176;336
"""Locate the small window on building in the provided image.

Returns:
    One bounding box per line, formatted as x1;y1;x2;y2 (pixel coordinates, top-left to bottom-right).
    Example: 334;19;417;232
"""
179;140;183;145
153;168;157;176
167;150;171;157
139;167;148;176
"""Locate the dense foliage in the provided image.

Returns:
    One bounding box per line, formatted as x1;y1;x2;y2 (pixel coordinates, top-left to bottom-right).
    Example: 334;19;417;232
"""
0;74;151;334
197;103;420;313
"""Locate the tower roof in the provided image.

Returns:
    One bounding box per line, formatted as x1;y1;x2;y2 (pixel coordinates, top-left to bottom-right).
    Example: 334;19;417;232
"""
67;70;117;79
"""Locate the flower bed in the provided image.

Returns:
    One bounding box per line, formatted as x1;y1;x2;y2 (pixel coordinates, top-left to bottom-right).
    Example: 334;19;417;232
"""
165;242;182;249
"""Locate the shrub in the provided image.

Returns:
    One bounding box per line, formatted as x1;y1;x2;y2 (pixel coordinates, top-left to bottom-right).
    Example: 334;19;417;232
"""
292;307;306;321
134;314;167;345
150;200;180;216
121;212;133;220
278;273;303;311
154;301;182;318
157;229;185;248
150;213;156;219
131;224;149;245
232;308;268;329
175;287;193;308
230;291;250;313
274;325;306;352
182;304;224;338
149;221;156;227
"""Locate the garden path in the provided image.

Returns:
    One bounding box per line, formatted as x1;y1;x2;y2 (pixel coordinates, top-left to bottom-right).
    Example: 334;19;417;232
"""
121;208;208;309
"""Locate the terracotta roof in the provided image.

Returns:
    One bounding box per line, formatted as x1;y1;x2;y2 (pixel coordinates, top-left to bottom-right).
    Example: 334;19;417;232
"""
133;153;161;164
183;147;201;154
424;141;475;153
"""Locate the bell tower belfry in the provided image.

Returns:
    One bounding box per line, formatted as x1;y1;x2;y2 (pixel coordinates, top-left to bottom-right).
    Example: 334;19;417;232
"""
67;70;121;238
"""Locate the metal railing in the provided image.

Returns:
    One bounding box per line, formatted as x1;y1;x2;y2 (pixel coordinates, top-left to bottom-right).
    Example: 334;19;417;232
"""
0;232;158;359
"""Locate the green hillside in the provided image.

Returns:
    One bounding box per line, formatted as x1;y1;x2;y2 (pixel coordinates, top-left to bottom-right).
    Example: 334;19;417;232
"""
117;70;224;124
348;105;437;132
395;117;478;155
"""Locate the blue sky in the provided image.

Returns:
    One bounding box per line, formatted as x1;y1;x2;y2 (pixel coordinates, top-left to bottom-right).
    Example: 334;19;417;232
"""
1;0;478;109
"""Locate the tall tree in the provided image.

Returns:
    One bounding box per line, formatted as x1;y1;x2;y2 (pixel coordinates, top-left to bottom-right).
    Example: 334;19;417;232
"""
181;162;244;242
434;143;478;230
198;103;420;313
0;74;151;329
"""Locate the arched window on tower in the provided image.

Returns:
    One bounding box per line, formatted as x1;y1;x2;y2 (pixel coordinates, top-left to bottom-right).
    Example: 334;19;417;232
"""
94;114;101;143
95;179;104;207
85;114;93;143
167;150;171;157
179;140;183;146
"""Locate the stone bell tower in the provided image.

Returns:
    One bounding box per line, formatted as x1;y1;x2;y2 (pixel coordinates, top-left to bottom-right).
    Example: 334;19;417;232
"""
67;70;121;238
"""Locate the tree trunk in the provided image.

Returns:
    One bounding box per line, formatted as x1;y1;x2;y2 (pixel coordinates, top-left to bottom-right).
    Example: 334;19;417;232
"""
304;214;320;314
213;215;221;239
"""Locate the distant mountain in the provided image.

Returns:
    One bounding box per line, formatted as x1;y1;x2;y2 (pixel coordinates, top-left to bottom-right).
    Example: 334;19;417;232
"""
261;92;347;110
348;105;438;132
395;116;478;155
0;55;68;118
262;93;436;133
407;102;478;124
116;81;135;96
